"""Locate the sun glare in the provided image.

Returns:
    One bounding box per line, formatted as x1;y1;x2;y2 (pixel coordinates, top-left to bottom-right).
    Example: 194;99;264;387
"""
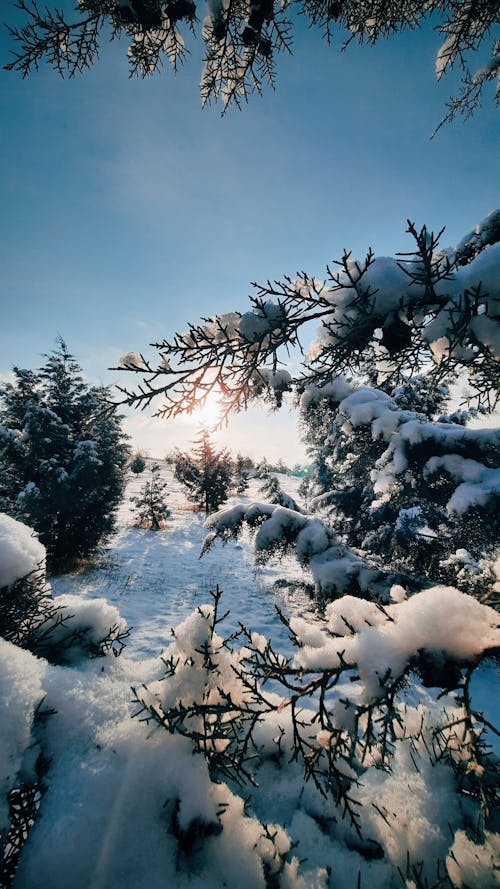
185;393;222;428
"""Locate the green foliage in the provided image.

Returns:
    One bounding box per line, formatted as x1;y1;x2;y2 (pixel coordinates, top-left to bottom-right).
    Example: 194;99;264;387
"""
0;560;128;664
131;462;171;529
0;566;55;653
117;217;499;603
0;340;129;573
232;452;252;495
174;429;232;514
129;452;146;474
114;217;500;420
300;376;499;601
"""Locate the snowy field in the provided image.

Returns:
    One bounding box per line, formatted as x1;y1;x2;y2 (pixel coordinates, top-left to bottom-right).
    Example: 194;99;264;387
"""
2;463;499;889
51;465;317;660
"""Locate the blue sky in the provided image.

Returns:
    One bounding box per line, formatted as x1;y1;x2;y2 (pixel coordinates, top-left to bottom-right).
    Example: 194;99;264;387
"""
0;9;498;461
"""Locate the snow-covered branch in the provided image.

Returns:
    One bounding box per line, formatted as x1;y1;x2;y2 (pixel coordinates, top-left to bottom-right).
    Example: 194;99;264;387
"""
132;585;500;884
114;214;500;419
6;1;500;118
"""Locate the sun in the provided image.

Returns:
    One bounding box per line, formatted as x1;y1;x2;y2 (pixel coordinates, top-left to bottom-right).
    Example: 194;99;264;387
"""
185;392;222;428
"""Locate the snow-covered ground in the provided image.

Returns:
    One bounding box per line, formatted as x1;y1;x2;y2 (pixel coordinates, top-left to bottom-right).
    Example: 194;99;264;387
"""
52;466;316;660
2;464;499;889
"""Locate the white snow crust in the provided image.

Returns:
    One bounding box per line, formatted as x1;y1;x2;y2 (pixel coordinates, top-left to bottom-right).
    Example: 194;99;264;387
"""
0;513;46;589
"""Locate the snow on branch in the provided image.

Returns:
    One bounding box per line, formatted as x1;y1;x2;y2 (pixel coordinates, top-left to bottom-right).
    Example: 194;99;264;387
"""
113;214;500;420
203;500;412;600
0;513;46;590
300;379;500;515
299;375;500;600
5;1;500;118
132;585;500;883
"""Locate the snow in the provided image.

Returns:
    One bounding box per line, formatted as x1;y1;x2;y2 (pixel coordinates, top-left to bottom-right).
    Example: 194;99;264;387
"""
44;594;129;663
456;209;500;258
238;302;285;343
51;470;315;660
304;217;500;367
424;454;500;514
1;466;499;888
0;640;46;833
0;513;46;589
255;368;292;393
302;380;500;517
447;830;500;888
299;377;354;411
294;585;500;701
118;351;148;370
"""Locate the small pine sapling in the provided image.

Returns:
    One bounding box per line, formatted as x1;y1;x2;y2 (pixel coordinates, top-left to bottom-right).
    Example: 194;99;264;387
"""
131;463;171;530
232;453;252;495
129;452;146;475
174;429;232;515
259;468;302;512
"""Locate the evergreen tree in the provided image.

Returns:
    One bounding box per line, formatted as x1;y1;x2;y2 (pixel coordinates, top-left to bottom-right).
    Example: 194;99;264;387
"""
259;469;281;501
253;458;270;479
6;1;499;123
130;452;146;474
174;429;232;514
131;463;171;529
0;340;129;573
299;374;499;597
120;214;500;601
232;453;252;495
259;467;302;512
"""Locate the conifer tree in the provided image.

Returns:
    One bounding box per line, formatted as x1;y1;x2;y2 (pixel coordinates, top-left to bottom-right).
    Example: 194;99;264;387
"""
232;453;252;495
0;340;129;572
258;467;302;512
253;458;270;480
173;429;232;514
130;452;146;474
131;463;170;529
299;374;499;597
259;469;281;502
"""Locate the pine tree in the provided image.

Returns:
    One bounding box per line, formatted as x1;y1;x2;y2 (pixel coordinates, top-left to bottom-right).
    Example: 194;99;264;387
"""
232;453;252;495
0;340;129;573
299;374;499;598
259;467;302;512
174;429;232;514
259;469;281;502
131;463;171;529
130;452;146;474
253;458;270;480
